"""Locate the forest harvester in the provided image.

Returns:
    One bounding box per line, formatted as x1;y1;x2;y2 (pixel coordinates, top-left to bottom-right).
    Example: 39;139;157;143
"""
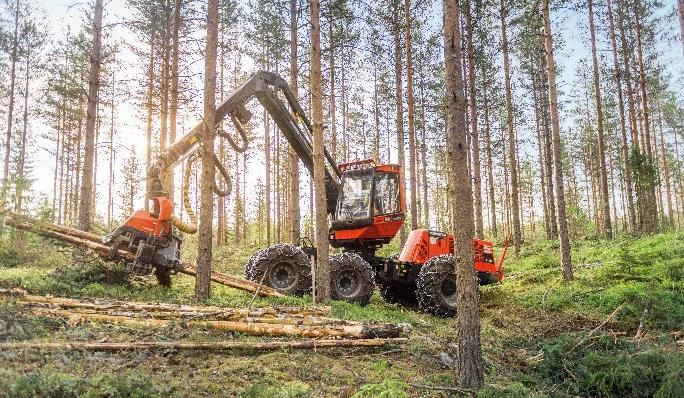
102;71;508;317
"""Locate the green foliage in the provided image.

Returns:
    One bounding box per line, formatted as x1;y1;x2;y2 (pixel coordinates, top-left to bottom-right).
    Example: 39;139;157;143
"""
478;382;545;398
240;381;312;398
3;371;169;398
351;378;410;398
536;336;682;397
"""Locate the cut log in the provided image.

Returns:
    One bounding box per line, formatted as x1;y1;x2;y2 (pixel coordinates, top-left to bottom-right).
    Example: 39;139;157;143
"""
32;308;410;339
0;289;329;316
4;219;283;297
0;338;408;352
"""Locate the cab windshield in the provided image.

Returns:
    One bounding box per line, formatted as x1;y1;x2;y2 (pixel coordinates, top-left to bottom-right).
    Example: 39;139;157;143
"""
337;172;372;220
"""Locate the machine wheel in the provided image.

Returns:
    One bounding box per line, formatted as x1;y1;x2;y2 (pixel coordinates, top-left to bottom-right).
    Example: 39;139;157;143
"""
330;252;375;305
244;247;268;280
155;267;172;288
378;282;417;306
416;254;461;317
244;244;311;296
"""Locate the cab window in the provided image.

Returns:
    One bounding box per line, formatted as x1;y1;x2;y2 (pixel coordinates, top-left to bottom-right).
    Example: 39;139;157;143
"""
374;172;400;215
337;173;372;220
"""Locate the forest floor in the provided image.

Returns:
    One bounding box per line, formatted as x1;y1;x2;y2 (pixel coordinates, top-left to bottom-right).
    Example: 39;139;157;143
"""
0;228;682;397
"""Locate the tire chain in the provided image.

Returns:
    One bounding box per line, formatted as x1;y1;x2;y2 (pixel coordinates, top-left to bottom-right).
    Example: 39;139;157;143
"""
244;244;311;296
415;254;480;317
330;252;375;306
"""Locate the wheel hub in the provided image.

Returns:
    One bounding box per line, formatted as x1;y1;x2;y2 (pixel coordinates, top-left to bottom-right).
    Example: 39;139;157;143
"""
336;270;361;298
441;277;458;306
269;263;296;290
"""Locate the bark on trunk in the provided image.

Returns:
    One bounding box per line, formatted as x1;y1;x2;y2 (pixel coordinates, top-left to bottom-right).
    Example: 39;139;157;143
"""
465;0;483;239
588;0;612;238
500;0;521;254
289;0;301;244
483;85;496;237
310;0;330;304
196;0;219;300
2;0;19;198
393;0;407;243
404;0;419;231
606;0;636;233
443;0;483;389
541;0;573;281
78;0;104;232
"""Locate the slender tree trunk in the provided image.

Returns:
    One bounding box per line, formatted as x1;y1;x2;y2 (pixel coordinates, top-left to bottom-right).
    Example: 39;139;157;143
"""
265;111;271;244
310;0;330;304
404;0;419;231
288;0;301;244
373;65;380;163
15;39;30;214
483;85;496;238
145;31;155;210
443;0;483;389
420;74;429;228
169;0;182;201
394;0;406;243
633;0;658;233
107;70;115;226
78;0;104;232
500;0;521;253
160;0;171;193
657;107;673;227
541;0;573;281
588;0;612;238
328;21;337;161
3;0;20;200
196;0;219;300
465;0;482;239
606;0;636;233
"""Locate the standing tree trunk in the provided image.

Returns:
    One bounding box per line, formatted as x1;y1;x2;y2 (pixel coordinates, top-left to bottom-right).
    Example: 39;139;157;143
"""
145;31;155;211
541;0;573;281
393;0;406;243
169;0;182;201
606;0;637;233
443;0;483;389
78;0;104;232
15;34;30;215
499;0;521;254
465;0;483;239
265;111;271;244
288;0;301;244
483;84;497;238
3;0;19;201
310;0;330;304
588;0;612;239
403;0;419;231
633;0;658;234
196;0;219;300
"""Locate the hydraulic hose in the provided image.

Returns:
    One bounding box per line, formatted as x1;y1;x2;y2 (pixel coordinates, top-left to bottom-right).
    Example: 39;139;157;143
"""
172;157;198;234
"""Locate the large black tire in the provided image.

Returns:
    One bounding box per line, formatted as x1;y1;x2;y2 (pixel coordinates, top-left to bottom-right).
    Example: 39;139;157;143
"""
330;252;375;305
243;244;311;296
416;254;460;317
378;282;417;306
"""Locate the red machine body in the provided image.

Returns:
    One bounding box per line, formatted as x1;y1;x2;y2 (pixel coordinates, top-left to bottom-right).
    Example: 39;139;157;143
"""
118;197;174;238
397;229;507;283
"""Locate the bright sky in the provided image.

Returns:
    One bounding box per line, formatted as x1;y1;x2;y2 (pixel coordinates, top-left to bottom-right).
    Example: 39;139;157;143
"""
23;0;684;228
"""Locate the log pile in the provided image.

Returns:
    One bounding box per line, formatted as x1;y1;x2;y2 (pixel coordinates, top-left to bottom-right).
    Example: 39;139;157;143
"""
0;289;411;342
3;213;283;297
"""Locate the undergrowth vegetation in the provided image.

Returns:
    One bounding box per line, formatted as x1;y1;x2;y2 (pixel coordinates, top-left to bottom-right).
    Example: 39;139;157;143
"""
0;229;682;397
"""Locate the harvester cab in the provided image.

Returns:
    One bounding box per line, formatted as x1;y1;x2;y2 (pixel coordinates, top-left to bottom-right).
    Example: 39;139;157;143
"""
329;159;405;252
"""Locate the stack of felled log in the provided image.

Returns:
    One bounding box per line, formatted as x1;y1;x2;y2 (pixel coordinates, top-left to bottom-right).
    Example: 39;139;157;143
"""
0;289;410;352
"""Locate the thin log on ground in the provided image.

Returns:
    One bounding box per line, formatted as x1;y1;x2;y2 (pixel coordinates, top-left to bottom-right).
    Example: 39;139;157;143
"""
566;302;625;356
4;219;283;297
32;309;411;338
27;307;354;326
0;338;408;352
0;289;327;316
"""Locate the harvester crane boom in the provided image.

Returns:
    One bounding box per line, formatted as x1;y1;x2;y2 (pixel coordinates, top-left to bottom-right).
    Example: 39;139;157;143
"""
147;70;340;214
